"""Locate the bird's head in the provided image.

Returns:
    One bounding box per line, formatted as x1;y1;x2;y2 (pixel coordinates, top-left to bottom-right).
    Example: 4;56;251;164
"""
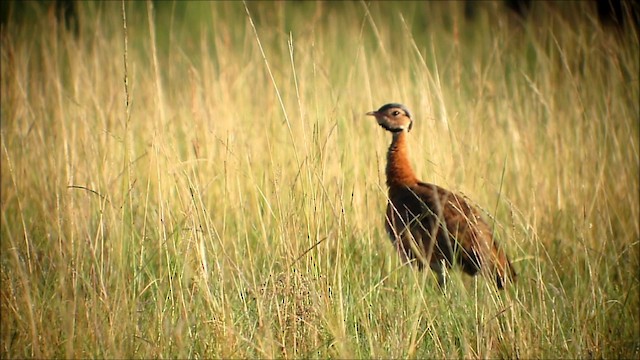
366;103;413;133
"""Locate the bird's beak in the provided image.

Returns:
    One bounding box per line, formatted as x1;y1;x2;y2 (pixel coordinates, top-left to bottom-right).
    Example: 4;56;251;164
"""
366;111;377;116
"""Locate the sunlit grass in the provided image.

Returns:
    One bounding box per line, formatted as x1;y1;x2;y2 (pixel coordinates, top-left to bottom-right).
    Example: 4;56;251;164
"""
1;1;638;358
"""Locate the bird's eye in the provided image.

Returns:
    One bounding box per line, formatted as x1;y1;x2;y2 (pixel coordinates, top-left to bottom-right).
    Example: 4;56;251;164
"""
391;110;400;116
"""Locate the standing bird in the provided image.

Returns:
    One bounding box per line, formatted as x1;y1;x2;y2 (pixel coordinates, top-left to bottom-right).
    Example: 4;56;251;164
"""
367;103;516;289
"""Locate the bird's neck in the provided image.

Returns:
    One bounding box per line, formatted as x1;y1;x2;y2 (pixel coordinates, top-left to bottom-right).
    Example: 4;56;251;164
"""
386;131;418;188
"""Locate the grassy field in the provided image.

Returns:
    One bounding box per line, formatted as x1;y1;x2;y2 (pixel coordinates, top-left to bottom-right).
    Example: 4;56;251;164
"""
1;1;638;358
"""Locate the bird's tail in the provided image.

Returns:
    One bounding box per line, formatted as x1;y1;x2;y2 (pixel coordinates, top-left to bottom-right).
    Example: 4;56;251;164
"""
494;246;517;290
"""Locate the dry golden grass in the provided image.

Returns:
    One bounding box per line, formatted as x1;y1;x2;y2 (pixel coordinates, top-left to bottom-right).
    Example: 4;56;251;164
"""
1;1;638;358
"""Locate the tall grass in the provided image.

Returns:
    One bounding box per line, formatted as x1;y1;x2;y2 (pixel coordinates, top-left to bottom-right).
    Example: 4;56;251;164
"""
1;1;638;358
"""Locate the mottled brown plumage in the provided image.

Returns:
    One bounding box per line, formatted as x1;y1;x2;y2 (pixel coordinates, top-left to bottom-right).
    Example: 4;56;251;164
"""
367;103;516;289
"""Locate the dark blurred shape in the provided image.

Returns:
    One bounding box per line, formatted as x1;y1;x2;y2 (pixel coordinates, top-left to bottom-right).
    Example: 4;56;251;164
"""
463;0;639;33
55;0;78;34
0;1;79;34
504;0;531;18
0;1;10;27
598;0;625;26
463;1;476;20
464;0;531;20
597;0;640;31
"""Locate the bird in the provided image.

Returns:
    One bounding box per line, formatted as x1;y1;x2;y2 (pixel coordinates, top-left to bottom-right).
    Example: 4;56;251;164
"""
366;103;516;289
